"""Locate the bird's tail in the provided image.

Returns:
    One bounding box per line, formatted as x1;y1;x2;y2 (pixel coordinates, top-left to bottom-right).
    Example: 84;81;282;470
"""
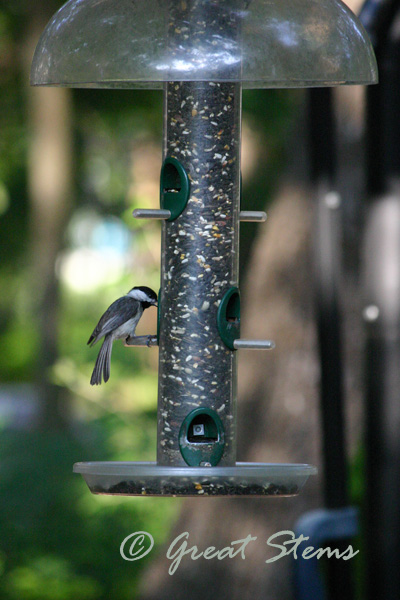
90;335;113;385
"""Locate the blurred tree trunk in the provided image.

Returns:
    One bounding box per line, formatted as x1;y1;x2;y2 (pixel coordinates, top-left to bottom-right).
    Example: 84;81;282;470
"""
23;10;74;430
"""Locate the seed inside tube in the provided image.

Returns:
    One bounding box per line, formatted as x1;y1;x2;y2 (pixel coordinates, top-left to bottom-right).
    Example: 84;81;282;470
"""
159;81;240;470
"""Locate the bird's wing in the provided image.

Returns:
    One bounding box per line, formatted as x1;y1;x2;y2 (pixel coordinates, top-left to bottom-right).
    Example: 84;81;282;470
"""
87;296;140;345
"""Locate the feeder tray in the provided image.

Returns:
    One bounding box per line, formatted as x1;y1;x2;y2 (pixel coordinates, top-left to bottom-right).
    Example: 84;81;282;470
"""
74;462;317;497
32;0;377;497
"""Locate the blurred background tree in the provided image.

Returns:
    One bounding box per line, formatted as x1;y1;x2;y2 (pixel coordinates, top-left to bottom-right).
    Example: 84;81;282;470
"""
0;1;302;598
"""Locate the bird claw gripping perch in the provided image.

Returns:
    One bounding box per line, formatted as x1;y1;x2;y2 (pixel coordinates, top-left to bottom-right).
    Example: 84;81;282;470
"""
124;335;158;347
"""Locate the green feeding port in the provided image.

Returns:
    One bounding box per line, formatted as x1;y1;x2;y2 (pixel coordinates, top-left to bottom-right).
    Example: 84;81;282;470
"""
160;157;190;221
217;287;241;350
179;408;225;467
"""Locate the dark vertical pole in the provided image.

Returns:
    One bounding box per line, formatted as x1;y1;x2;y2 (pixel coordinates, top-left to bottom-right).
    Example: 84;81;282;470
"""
308;87;353;600
308;89;336;182
361;2;400;599
309;89;349;508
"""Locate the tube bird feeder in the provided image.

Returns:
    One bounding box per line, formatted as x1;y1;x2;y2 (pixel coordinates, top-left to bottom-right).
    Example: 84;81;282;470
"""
31;0;377;497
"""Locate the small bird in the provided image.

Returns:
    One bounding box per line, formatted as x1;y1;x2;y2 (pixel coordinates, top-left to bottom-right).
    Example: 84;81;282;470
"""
88;286;158;385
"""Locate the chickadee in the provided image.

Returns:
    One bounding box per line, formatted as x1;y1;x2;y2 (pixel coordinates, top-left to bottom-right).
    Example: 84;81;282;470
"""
88;286;158;385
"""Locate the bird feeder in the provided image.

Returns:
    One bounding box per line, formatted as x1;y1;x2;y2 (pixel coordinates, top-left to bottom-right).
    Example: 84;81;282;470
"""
31;0;377;497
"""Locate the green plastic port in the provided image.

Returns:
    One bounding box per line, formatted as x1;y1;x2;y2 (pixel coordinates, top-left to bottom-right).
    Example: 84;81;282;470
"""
217;287;241;350
160;157;190;221
179;408;225;467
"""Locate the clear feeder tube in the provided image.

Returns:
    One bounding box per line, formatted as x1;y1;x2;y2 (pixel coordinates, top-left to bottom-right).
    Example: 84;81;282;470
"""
157;80;241;467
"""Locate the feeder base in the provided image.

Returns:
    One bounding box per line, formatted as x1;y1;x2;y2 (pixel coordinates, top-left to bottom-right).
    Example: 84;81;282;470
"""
73;462;317;497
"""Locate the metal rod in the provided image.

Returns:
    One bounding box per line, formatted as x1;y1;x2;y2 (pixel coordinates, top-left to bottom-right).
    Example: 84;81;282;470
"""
133;208;266;222
233;339;275;350
132;208;171;219
239;211;267;222
125;335;158;347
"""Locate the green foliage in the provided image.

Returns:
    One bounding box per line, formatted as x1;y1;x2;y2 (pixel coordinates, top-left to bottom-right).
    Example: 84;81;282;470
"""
0;427;179;600
4;556;102;600
74;89;163;210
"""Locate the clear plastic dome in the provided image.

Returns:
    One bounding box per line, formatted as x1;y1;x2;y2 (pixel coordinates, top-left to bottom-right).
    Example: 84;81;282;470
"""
31;0;377;89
